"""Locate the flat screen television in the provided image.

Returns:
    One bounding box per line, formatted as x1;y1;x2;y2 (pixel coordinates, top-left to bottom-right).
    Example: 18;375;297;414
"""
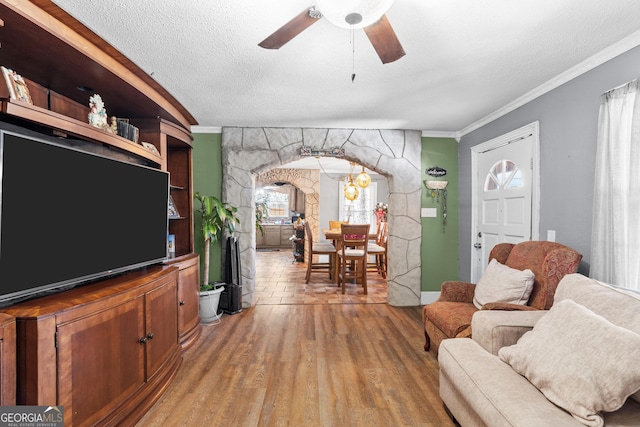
0;129;169;306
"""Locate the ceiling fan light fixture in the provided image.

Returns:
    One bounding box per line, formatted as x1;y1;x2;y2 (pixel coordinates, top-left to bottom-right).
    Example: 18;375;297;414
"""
316;0;395;29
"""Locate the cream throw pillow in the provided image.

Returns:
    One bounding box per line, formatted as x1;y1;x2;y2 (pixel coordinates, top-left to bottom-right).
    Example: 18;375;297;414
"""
499;299;640;427
473;259;535;309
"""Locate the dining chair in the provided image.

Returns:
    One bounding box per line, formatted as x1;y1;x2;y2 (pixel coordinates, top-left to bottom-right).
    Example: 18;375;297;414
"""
337;223;371;294
368;221;388;278
304;221;337;284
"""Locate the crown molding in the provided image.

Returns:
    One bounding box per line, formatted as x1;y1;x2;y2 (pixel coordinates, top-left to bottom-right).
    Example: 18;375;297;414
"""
458;28;640;138
421;130;459;141
191;125;222;134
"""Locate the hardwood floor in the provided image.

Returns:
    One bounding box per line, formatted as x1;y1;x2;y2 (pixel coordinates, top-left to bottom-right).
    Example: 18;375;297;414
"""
136;251;454;426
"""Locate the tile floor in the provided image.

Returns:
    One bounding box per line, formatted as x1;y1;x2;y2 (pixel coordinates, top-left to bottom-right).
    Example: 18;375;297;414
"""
255;249;387;304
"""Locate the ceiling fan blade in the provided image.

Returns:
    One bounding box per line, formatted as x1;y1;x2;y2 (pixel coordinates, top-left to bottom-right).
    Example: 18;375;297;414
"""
363;14;406;64
258;7;321;49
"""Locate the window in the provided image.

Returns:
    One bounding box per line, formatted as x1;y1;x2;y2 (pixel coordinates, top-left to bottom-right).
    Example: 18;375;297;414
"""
256;189;289;219
484;159;524;191
338;181;377;224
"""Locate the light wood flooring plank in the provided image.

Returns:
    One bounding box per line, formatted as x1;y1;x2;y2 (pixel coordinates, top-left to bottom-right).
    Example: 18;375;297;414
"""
136;304;455;427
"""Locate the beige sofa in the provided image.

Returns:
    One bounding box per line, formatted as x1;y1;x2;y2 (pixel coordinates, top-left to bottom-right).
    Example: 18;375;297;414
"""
438;273;640;427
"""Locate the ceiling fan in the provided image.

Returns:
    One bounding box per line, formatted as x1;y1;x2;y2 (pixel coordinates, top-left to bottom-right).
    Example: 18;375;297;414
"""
258;1;405;64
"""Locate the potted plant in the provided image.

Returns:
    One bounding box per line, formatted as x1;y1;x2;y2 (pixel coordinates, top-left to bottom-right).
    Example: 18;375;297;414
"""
255;200;268;236
194;192;240;323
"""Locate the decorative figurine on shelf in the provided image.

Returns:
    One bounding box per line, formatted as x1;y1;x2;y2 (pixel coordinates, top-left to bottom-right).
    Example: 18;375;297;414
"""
88;94;109;131
109;116;118;134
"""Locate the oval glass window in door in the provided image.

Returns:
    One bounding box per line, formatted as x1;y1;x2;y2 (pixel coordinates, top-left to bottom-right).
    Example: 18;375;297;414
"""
484;159;524;191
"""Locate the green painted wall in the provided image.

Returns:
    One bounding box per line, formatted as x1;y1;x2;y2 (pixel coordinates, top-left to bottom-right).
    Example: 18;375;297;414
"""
421;137;459;292
192;132;224;284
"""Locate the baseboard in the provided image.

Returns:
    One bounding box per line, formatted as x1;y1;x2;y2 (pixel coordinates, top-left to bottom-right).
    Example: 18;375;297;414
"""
421;291;440;305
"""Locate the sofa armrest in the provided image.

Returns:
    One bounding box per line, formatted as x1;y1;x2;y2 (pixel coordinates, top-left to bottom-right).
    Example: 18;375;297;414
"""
438;281;476;303
471;310;548;355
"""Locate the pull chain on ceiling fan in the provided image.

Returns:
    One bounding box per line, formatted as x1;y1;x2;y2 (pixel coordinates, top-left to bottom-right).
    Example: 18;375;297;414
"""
258;1;405;64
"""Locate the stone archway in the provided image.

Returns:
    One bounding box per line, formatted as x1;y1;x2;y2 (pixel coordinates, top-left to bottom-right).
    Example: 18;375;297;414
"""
222;127;422;307
255;168;320;236
255;168;320;263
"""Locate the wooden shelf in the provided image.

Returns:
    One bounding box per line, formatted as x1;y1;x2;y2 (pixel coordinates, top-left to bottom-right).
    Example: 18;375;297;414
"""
1;98;162;165
0;1;201;423
0;0;197;130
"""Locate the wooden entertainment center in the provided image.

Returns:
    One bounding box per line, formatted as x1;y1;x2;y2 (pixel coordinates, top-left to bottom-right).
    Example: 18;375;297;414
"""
0;1;201;424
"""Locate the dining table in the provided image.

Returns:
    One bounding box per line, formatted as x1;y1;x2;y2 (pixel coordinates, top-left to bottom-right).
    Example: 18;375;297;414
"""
322;228;378;248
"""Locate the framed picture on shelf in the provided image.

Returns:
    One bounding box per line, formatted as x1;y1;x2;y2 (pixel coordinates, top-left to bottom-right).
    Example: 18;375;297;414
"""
1;66;33;104
167;234;176;257
141;141;160;156
168;195;180;218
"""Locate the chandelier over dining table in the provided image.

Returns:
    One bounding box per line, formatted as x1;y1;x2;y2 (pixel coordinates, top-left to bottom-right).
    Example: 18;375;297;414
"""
343;162;371;201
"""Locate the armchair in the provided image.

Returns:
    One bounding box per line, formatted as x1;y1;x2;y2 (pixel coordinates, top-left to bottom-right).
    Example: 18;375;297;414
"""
422;241;582;354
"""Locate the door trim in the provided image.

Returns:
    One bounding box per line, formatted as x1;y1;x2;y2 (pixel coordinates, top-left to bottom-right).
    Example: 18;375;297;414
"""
470;121;541;282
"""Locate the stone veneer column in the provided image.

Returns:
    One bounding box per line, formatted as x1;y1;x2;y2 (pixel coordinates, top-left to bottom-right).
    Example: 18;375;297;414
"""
222;127;422;307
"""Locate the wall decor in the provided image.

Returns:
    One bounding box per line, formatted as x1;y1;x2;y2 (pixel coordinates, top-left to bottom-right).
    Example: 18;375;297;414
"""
300;147;345;157
426;166;447;177
424;171;448;232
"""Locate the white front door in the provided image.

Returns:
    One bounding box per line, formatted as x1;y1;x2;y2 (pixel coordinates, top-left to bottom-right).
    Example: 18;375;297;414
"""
470;122;540;282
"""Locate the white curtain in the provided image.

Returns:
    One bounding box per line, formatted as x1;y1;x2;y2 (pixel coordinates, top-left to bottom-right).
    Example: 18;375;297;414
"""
591;78;640;290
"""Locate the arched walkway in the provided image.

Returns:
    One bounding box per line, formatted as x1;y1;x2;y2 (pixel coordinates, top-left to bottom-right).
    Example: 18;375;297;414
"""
222;127;422;306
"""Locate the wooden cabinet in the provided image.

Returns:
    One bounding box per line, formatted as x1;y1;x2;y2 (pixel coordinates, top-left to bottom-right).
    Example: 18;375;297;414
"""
264;226;281;247
3;267;181;427
133;118;194;259
0;314;16;406
257;225;295;248
256;228;265;247
0;3;198;423
280;225;295;246
57;297;146;426
165;253;201;350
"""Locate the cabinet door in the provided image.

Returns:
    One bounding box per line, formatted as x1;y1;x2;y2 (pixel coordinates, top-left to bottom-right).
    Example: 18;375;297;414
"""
177;262;200;336
264;227;280;246
57;297;145;427
280;226;294;246
0;316;16;405
256;228;265;247
145;278;178;381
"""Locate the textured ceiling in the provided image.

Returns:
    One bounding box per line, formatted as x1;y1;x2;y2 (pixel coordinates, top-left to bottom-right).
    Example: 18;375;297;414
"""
51;0;640;134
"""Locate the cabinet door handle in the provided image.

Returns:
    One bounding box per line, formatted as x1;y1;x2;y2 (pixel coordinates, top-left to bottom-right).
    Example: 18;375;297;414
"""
179;300;185;306
147;332;155;340
139;337;147;344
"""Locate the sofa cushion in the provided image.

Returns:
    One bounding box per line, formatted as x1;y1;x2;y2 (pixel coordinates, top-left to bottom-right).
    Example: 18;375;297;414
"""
473;259;535;309
424;301;478;338
555;273;640;404
439;338;582;427
499;299;640;427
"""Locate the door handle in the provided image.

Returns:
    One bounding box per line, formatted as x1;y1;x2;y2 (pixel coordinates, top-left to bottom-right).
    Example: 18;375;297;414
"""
474;243;482;249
